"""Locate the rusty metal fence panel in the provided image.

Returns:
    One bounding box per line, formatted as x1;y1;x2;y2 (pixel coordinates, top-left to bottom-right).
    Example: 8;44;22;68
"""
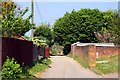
33;44;38;62
38;47;45;58
38;47;50;58
45;47;50;58
1;37;33;66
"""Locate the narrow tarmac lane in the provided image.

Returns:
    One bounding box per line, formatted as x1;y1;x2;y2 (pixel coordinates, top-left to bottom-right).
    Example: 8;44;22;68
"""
36;56;118;78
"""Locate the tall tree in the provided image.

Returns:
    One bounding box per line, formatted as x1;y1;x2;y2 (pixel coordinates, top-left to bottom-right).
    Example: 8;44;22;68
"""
109;10;120;45
34;23;53;47
53;8;114;54
0;1;33;37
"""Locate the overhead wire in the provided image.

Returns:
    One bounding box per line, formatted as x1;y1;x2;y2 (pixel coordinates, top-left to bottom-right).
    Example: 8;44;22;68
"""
35;2;44;22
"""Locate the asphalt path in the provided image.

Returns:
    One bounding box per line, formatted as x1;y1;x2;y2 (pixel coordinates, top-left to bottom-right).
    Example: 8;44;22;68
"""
36;56;118;78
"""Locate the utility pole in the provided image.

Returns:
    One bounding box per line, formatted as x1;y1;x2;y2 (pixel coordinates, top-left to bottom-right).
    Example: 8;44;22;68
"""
31;0;34;41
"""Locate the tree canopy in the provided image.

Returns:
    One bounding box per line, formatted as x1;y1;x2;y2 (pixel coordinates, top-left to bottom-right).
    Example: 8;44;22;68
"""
109;10;120;45
53;8;114;54
34;23;53;47
0;2;33;37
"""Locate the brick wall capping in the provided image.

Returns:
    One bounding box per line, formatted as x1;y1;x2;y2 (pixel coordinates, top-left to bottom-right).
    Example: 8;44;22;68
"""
71;42;119;68
72;43;115;47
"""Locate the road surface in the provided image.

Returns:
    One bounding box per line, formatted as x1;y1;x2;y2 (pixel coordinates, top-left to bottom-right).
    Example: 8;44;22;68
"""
35;56;118;78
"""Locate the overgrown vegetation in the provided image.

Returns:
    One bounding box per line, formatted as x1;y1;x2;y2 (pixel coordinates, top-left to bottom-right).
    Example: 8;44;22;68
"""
110;11;120;45
53;9;115;54
2;57;35;79
67;53;89;68
1;57;51;79
94;10;120;45
50;43;63;55
92;55;119;75
28;58;51;75
1;1;33;37
34;23;54;47
67;53;119;75
33;37;48;47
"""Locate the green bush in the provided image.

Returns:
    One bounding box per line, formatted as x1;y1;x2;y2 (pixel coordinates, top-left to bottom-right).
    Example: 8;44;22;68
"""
2;57;25;79
53;9;114;54
63;44;71;55
50;43;63;55
28;58;51;74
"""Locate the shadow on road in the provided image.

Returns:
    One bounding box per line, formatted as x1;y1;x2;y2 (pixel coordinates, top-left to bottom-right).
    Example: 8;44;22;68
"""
50;54;64;56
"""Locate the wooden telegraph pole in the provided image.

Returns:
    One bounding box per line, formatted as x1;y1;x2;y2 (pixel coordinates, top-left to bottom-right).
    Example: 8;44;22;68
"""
31;0;34;40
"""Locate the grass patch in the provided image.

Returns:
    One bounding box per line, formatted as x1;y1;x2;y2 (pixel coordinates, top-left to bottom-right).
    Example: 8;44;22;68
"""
67;53;119;75
67;53;89;68
28;58;51;75
92;55;119;75
67;53;73;58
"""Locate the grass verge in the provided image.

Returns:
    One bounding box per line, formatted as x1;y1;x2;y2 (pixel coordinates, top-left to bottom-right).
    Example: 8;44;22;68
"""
28;58;51;75
67;53;119;75
92;55;119;75
67;53;89;68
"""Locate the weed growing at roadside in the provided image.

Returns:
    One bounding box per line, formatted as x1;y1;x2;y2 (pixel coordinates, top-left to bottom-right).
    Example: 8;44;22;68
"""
28;58;51;75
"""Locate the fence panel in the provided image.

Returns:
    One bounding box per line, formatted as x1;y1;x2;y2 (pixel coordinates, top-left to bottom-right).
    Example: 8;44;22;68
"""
1;37;33;66
45;47;50;58
39;47;45;58
33;44;38;62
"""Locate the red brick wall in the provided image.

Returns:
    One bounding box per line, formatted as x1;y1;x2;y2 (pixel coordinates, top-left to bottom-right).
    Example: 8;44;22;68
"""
71;44;119;68
71;44;96;68
96;46;119;58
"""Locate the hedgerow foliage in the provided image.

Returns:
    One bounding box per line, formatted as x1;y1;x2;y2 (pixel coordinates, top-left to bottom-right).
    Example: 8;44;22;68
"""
53;9;114;54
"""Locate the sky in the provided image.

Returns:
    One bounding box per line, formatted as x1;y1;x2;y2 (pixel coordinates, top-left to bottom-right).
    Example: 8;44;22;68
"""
14;1;119;37
16;2;119;26
13;0;120;2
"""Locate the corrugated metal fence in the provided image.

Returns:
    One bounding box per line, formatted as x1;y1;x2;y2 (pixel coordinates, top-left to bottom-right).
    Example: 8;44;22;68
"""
1;37;33;66
0;37;50;71
38;47;50;58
